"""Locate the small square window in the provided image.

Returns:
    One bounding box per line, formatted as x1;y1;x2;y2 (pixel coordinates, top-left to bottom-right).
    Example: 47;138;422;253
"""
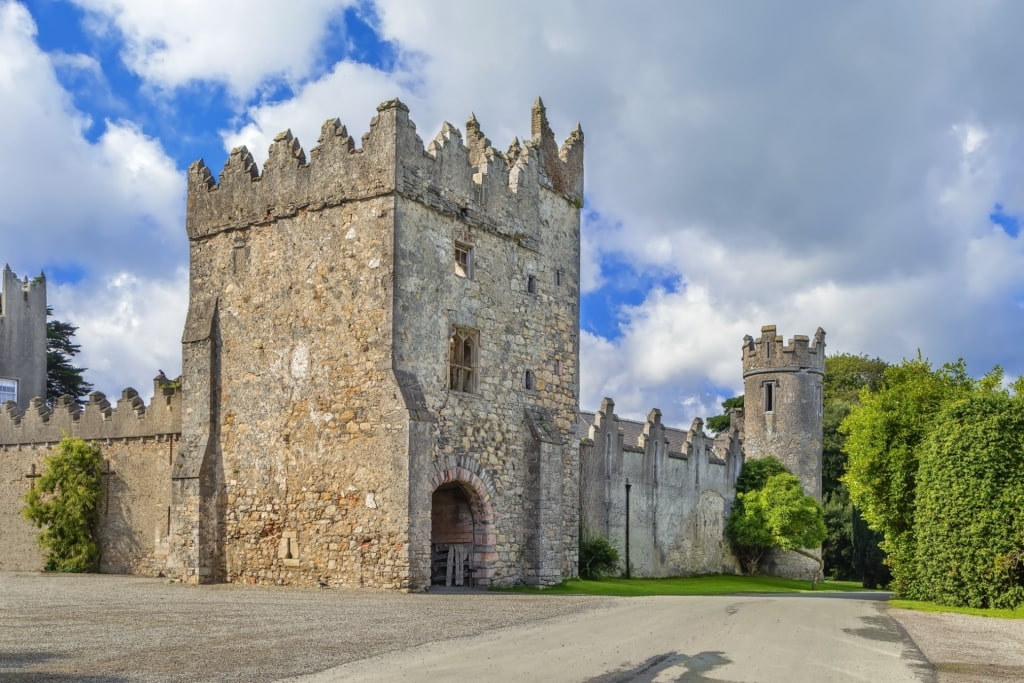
527;275;537;295
0;379;17;405
454;242;473;279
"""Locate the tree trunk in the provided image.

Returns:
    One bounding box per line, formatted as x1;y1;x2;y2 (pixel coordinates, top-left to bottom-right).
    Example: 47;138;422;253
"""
792;548;824;589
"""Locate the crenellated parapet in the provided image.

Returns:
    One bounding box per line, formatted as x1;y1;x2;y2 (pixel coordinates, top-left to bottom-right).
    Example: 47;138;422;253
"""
582;399;740;469
0;374;181;448
186;98;584;243
742;324;826;377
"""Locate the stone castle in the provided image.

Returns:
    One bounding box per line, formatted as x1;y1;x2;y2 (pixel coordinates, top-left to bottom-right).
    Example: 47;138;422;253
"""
0;99;824;587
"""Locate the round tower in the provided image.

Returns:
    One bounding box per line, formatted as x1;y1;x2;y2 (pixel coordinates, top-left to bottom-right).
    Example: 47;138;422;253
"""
741;325;826;501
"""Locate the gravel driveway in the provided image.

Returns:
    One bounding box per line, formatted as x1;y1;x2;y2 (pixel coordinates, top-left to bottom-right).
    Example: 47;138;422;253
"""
2;572;1021;682
0;572;609;682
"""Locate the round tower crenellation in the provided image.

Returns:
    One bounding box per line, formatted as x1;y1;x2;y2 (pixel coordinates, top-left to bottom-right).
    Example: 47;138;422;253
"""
741;324;825;501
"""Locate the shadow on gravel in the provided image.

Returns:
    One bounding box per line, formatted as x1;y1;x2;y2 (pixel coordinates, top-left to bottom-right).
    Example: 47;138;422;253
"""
583;650;740;683
844;613;904;642
0;651;128;682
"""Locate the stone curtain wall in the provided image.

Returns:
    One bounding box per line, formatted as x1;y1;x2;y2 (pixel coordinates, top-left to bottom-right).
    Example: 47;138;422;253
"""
580;398;744;577
0;382;180;573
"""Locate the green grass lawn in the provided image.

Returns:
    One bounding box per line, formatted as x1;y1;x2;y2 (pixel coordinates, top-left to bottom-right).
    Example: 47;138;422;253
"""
496;574;871;596
889;599;1024;620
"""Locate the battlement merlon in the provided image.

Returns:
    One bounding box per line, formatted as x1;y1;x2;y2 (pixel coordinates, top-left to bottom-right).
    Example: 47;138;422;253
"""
185;98;584;241
0;377;182;446
742;324;826;375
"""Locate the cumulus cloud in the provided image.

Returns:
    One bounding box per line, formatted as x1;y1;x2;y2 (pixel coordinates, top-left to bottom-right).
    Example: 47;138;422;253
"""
70;0;360;99
8;0;1024;428
0;1;187;398
49;270;187;401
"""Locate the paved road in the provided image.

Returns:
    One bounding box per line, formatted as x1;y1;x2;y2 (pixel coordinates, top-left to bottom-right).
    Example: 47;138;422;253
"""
290;593;929;683
0;572;938;682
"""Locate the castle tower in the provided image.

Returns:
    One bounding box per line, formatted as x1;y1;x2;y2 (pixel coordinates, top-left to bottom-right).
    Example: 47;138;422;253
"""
741;325;826;500
169;99;583;589
0;266;47;411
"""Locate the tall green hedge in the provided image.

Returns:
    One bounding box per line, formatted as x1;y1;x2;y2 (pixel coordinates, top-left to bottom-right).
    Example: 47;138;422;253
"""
913;387;1024;608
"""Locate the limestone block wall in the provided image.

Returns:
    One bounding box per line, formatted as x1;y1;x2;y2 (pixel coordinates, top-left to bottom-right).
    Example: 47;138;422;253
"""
0;383;180;573
179;189;412;588
391;100;581;587
580;398;743;577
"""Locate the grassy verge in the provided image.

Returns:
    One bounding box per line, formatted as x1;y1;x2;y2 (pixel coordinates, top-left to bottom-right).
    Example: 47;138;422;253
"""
889;599;1024;620
496;575;871;596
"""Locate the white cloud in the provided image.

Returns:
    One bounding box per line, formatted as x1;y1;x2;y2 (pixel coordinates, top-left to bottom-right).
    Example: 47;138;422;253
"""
71;0;360;98
8;0;1024;429
0;1;188;402
50;270;188;400
222;61;409;166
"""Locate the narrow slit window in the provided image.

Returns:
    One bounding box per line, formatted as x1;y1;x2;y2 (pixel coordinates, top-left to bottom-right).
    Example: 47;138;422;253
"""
555;269;564;286
527;275;537;294
764;381;775;413
555;359;562;377
454;242;473;279
524;369;536;391
449;328;478;393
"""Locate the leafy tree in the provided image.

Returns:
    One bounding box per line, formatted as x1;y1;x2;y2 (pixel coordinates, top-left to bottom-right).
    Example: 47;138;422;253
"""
706;395;743;434
842;356;972;596
852;506;890;589
727;456;791;574
729;472;827;587
822;486;854;580
820;354;888;582
22;437;104;572
46;307;93;404
823;354;887;497
735;456;787;495
912;373;1024;608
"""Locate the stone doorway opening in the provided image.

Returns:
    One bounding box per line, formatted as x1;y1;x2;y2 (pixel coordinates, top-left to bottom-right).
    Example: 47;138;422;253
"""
431;482;477;587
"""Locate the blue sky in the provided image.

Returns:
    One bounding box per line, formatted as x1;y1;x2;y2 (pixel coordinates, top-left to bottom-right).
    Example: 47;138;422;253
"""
2;0;1023;425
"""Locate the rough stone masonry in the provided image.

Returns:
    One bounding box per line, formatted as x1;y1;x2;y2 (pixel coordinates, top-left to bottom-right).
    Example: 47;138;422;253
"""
0;99;824;588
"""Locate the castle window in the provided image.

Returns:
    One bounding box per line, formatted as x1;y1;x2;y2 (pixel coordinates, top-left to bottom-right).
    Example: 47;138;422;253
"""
604;432;613;477
449;328;478;393
555;359;563;377
555;269;564;286
815;382;823;418
524;369;536;391
454;242;473;279
0;379;16;405
763;381;775;413
527;275;537;295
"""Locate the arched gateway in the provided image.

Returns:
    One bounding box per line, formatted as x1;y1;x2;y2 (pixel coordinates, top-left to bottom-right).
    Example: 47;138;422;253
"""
429;467;496;587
